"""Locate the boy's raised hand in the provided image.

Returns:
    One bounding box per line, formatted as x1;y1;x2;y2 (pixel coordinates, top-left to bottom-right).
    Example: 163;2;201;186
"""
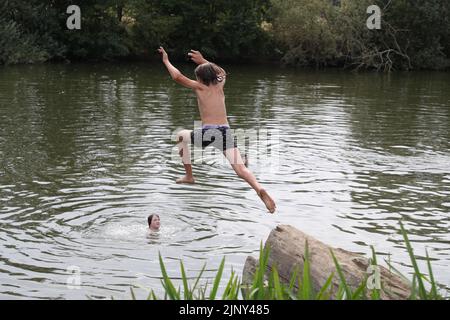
188;50;208;64
158;46;168;62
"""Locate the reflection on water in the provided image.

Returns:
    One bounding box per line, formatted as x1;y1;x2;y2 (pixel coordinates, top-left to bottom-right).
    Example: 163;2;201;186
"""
0;63;449;299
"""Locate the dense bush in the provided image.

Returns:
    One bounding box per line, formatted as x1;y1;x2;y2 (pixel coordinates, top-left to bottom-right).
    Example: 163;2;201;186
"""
269;0;450;71
0;1;63;64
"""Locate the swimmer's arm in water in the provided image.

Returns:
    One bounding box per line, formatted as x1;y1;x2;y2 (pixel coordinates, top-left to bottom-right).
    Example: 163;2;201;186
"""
158;47;204;90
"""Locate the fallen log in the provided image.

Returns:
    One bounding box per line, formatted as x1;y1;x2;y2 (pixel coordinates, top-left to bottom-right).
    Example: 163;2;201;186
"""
242;225;411;300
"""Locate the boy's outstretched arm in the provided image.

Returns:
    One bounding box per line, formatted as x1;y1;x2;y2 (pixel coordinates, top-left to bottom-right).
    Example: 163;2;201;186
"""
158;47;204;90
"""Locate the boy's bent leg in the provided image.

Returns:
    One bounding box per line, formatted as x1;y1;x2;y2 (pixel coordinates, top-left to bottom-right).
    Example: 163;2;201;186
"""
223;148;276;213
176;130;195;184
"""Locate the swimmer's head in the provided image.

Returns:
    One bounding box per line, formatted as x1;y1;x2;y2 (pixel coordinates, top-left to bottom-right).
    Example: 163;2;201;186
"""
147;214;160;231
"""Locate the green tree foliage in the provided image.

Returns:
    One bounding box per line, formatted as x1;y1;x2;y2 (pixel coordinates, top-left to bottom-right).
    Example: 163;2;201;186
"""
269;0;342;67
0;0;272;64
54;0;130;61
126;0;183;58
1;0;449;70
129;0;273;62
0;0;63;64
0;0;130;64
381;0;450;70
269;0;450;70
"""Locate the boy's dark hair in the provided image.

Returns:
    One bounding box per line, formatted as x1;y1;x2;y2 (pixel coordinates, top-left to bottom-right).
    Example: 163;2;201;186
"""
195;63;225;86
147;214;158;227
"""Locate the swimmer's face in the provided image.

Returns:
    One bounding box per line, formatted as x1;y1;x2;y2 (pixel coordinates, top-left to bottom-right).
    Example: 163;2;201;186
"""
150;215;160;230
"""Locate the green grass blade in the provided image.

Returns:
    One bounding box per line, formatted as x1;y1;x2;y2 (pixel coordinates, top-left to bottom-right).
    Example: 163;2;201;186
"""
229;276;238;300
231;274;241;299
191;263;206;295
147;289;158;300
259;244;270;300
248;287;260;300
158;252;180;300
370;245;378;265
399;221;427;299
370;285;381;300
330;249;352;299
271;266;284;300
384;259;411;285
410;274;417;300
226;273;240;300
209;256;226;300
288;265;299;291
222;271;235;299
425;249;440;299
336;284;344;300
369;246;381;300
130;287;136;300
201;280;209;300
296;273;302;300
267;267;274;299
352;277;367;300
302;241;312;300
234;277;242;299
316;272;334;300
179;260;191;300
251;242;270;300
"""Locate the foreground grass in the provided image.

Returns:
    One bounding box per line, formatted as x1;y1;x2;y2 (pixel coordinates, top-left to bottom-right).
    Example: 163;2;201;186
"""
132;221;447;300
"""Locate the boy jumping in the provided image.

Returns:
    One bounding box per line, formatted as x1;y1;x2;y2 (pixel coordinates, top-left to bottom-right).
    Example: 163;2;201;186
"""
158;47;276;214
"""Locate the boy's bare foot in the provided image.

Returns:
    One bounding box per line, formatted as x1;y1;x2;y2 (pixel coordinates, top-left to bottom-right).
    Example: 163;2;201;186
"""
176;176;195;184
258;188;276;214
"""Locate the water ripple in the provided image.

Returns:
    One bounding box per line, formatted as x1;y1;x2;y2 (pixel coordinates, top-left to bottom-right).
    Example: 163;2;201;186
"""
0;64;449;298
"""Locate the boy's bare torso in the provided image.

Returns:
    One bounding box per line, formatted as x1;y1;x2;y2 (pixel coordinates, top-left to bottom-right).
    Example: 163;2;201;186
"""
195;82;228;126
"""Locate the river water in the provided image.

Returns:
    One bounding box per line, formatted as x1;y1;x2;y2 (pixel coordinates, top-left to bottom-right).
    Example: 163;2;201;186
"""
0;63;449;299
